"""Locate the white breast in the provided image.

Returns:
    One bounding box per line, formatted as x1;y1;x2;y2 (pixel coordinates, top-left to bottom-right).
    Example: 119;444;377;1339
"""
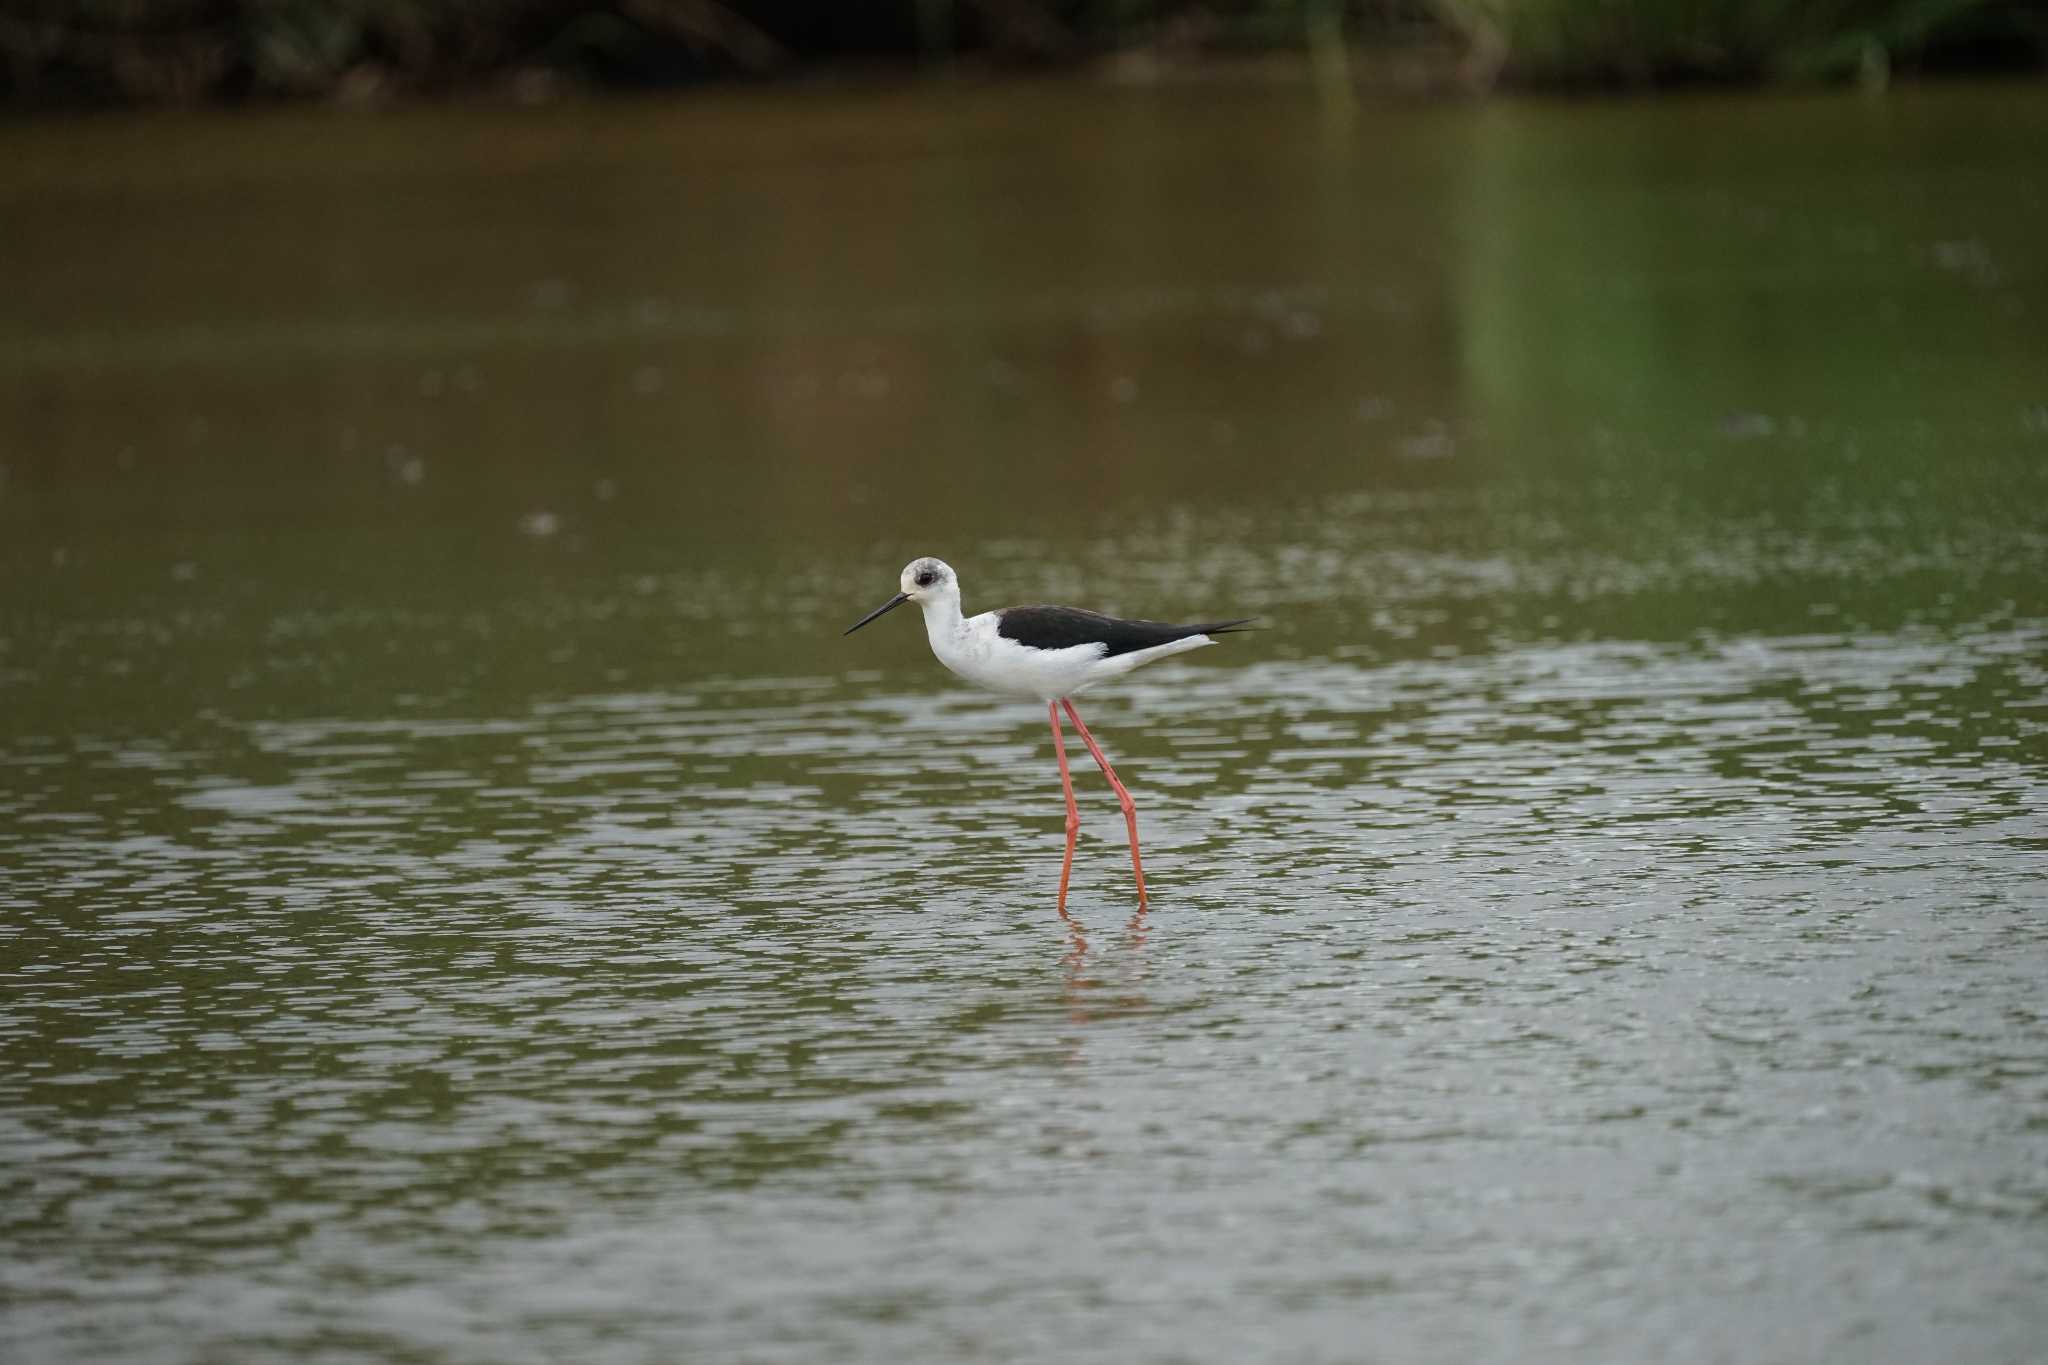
922;612;1090;700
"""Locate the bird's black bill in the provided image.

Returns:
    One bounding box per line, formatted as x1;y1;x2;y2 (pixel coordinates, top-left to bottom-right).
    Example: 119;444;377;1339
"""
843;592;910;636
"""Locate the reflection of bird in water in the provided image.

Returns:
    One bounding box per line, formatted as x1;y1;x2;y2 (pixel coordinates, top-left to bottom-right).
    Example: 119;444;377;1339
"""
846;556;1253;914
1063;912;1090;972
1060;907;1152;1039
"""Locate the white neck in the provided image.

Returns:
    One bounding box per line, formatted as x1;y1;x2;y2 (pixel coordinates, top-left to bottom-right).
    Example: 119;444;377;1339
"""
918;587;966;641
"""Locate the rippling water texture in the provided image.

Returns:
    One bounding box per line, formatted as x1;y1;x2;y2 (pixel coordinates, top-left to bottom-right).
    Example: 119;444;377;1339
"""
3;82;2046;1363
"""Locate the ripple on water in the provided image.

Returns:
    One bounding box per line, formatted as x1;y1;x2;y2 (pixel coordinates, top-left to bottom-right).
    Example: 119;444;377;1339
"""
1;621;2045;1363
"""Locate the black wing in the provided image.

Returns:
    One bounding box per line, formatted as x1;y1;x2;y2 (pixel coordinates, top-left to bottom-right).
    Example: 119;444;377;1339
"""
995;606;1256;659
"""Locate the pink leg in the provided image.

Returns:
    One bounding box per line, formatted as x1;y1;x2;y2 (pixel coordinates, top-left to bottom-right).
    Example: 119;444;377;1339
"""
1062;699;1147;909
1048;701;1080;915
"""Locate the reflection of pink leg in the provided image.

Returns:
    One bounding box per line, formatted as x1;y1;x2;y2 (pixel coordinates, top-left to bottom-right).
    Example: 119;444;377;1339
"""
1062;700;1147;910
1049;701;1079;914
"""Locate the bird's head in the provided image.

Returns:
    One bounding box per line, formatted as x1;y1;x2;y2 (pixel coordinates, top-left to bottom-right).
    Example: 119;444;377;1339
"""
898;556;956;602
844;556;958;635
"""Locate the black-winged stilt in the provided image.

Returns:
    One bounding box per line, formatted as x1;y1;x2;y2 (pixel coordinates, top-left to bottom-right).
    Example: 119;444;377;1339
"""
844;557;1254;912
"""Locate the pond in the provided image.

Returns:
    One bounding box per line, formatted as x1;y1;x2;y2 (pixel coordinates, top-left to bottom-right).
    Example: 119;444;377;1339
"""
2;79;2045;1363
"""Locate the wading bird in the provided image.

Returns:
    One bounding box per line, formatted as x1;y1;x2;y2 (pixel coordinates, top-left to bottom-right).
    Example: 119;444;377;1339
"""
844;557;1253;912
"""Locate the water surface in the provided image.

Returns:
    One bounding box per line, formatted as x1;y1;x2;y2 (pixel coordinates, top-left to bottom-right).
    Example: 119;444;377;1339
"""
3;81;2046;1363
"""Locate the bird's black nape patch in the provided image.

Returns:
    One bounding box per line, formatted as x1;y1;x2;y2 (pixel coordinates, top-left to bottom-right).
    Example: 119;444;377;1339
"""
996;606;1256;658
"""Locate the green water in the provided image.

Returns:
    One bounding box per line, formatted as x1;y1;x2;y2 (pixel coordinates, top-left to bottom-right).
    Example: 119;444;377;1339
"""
3;81;2045;1363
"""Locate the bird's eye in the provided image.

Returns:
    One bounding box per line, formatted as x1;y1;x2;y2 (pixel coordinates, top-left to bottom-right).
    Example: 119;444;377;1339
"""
915;570;937;588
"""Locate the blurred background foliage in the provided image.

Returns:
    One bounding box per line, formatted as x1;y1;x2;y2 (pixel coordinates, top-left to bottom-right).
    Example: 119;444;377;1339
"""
0;0;2042;107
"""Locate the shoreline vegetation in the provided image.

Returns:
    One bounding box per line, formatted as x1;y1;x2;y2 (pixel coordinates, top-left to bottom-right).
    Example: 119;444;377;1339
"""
1;1;2044;110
